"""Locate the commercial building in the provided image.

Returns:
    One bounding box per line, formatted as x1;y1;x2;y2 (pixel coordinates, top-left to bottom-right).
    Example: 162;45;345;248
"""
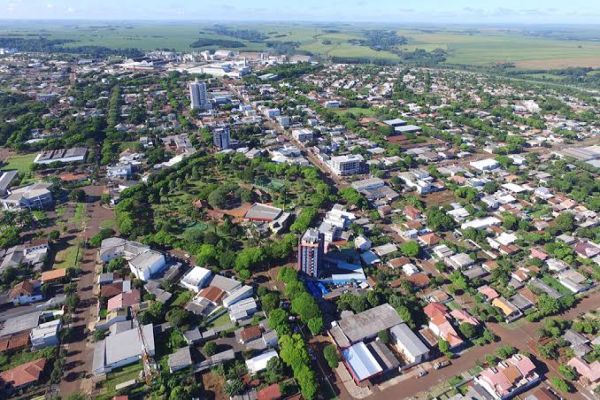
298;228;324;278
1;182;53;210
189;79;211;111
292;128;314;143
246;350;278;374
389;323;430;365
34;147;87;165
180;266;213;293
329;304;403;348
213;126;231;150
329;154;365;176
342;341;383;383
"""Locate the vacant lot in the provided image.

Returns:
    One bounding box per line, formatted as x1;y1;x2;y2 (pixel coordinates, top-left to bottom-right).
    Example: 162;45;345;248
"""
0;153;36;175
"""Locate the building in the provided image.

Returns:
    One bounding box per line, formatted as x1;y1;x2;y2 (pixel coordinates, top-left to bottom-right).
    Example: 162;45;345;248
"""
329;304;403;348
475;354;540;400
128;250;166;281
213;126;231;150
9;281;43;305
292;128;314;143
0;358;46;391
93;323;155;375
168;346;193;373
99;237;150;263
342;341;383;383
1;182;53;210
180;266;212;293
329;154;365;176
389;323;430;365
33;147;87;165
0;170;18;196
30;319;61;349
246;350;278;374
189;79;210;110
298;229;324;278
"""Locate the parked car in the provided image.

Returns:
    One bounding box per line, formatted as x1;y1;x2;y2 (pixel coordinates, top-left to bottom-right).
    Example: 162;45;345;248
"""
433;360;450;369
417;369;428;378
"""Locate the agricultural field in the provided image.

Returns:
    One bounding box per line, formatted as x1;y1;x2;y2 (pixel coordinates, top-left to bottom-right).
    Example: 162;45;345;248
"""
1;21;600;69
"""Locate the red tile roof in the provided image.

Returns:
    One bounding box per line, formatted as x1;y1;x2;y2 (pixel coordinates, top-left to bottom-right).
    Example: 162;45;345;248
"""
0;358;46;388
257;383;282;400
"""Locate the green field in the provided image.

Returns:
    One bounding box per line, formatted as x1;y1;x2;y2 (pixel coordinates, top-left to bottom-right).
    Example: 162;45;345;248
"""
0;153;36;175
1;21;600;69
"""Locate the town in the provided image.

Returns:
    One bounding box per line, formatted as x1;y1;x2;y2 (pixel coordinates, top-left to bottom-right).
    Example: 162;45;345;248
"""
0;32;599;400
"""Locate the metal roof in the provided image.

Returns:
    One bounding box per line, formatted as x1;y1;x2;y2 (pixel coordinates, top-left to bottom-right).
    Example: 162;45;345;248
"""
389;323;429;359
342;342;382;381
337;304;402;344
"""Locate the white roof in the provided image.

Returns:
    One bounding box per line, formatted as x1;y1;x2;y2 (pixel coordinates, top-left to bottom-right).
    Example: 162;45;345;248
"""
181;266;212;290
461;217;501;230
470;158;499;171
246;350;278;374
342;342;382;381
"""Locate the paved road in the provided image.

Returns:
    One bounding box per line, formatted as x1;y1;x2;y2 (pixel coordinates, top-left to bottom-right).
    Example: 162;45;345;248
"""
59;186;114;396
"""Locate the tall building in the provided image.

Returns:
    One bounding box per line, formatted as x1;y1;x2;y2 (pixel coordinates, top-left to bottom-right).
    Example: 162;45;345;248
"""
298;228;324;277
189;80;210;110
213;126;231;150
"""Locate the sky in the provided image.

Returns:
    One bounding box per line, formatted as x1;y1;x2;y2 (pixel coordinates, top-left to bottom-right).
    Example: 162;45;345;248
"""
1;0;600;24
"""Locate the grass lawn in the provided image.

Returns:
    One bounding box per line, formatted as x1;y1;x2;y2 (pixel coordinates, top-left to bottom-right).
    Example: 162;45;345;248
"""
207;311;231;329
100;217;117;231
1;153;36;175
72;202;87;228
54;240;81;269
96;363;142;400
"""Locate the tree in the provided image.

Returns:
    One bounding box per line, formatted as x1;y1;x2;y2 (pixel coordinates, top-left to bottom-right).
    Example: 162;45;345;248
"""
559;365;578;381
324;345;340;369
69;188;86;202
426;208;456;232
307;317;324;335
438;339;450;354
378;330;390;344
261;292;280;313
537;294;561;317
295;364;318;400
224;377;245;396
400;241;420;257
268;308;290;335
89;228;115;248
165;308;190;329
264;356;285;384
203;341;218;356
553;212;575;234
0;225;20;249
449;270;469;292
459;323;477;340
550;377;573;393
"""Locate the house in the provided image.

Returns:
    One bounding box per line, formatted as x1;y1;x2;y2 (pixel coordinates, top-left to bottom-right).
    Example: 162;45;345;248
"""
99;237;150;263
419;232;440;247
257;383;282;400
567;357;600;385
478;285;500;301
180;266;212;293
574;241;600;259
107;289;141;311
10;281;43;305
246;350;278;374
30;319;61;349
40;268;67;284
240;326;263;344
475;354;540;400
492;297;523;322
445;253;474;270
424;303;464;349
128;250;166;281
0;332;30;353
92;323;155;375
168;346;193;373
389;323;430;365
0;358;46;391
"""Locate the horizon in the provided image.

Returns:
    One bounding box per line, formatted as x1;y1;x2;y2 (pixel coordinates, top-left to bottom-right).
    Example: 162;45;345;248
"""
1;0;600;25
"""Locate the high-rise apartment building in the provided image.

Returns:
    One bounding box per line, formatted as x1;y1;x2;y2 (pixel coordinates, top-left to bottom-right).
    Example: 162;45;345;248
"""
298;228;324;277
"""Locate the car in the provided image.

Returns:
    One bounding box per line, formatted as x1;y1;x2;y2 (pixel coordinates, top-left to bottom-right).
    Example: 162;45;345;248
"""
417;369;428;378
433;360;450;369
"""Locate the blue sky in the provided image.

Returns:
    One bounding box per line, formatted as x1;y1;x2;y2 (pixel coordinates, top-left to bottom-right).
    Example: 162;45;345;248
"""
1;0;599;24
